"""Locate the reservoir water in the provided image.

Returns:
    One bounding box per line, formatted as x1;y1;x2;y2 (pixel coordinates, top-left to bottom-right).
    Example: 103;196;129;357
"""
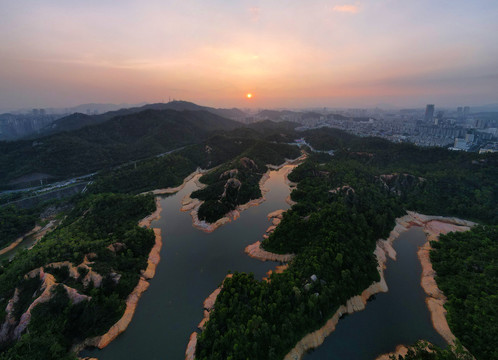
0;228;44;263
304;227;446;359
83;166;446;360
83;166;292;360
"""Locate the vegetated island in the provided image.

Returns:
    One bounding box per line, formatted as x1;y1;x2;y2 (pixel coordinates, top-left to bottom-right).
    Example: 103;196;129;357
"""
186;162;302;359
0;119;303;359
182;142;302;232
193;128;497;360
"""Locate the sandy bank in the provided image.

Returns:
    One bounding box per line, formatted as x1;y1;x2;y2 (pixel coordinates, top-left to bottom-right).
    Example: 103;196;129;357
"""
185;156;306;359
1;219;58;256
77;191;165;357
182;156;304;233
245;241;294;262
0;225;41;255
284;240;389;360
181;170;270;233
141;169;203;196
284;211;475;360
185;274;234;360
245;208;294;262
416;218;472;346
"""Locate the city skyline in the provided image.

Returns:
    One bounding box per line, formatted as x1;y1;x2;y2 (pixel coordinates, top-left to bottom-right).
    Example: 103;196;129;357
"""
1;1;498;111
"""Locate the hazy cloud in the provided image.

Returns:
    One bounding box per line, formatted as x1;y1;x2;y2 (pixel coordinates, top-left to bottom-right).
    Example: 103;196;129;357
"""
249;7;260;22
332;4;360;14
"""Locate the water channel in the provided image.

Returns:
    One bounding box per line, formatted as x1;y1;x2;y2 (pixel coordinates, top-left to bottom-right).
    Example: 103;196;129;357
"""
305;227;446;359
83;166;292;360
82;165;446;360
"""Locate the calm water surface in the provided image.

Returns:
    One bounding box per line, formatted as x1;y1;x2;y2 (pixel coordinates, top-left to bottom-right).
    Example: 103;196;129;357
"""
304;227;446;360
83;166;293;360
83;168;445;360
0;229;41;263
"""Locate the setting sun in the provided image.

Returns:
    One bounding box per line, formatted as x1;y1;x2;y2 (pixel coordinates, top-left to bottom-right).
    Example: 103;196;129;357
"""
246;93;253;99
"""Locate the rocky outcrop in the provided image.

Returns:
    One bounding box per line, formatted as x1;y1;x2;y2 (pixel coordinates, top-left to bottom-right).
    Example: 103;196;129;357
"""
375;345;410;360
219;169;238;179
11;269;91;340
107;242;127;253
221;178;242;199
239;157;258;170
378;173;426;196
329;185;355;195
268;209;286;219
0;289;20;342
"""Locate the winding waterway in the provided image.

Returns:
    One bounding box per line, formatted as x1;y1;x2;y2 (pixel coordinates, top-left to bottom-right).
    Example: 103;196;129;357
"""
83;166;446;360
83;166;293;360
304;227;446;359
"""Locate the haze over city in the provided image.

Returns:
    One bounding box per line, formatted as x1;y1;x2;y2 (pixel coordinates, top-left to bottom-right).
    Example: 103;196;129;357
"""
1;0;498;111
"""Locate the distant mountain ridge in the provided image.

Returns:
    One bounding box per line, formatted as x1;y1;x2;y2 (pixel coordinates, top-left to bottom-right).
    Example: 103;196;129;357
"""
41;101;248;135
0;108;241;188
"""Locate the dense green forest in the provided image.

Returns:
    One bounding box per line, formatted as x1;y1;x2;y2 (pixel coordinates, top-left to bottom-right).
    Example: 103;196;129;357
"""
0;119;303;359
191;142;301;223
196;129;497;359
196;152;405;359
0;193;155;359
88;135;259;195
430;226;498;360
0;109;239;187
0;206;37;250
1;117;496;360
304;128;497;223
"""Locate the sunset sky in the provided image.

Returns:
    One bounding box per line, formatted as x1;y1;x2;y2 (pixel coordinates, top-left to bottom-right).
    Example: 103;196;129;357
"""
1;0;497;110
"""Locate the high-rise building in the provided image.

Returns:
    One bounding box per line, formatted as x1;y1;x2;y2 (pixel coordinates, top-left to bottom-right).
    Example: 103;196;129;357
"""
463;106;470;117
424;104;435;122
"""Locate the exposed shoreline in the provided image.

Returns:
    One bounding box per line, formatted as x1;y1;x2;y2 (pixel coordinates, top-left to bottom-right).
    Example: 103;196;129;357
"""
245;209;294;262
77;193;167;357
182;155;305;233
185;274;234;360
0;225;41;256
284;211;475;360
0;220;58;257
185;156;305;359
141;169;204;196
244;162;299;262
375;212;475;360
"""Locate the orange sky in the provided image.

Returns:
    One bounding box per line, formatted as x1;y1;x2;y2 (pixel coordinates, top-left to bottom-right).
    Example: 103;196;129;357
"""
1;1;497;110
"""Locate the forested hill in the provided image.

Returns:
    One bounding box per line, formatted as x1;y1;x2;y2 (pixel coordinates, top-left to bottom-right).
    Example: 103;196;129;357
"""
0;109;240;188
39;101;247;135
